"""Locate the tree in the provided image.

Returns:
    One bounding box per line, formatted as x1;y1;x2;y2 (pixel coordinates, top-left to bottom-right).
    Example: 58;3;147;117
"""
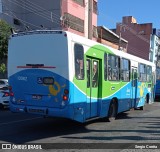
0;63;6;74
0;20;11;59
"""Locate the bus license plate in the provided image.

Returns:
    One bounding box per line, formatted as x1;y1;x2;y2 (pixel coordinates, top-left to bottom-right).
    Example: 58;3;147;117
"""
32;95;42;100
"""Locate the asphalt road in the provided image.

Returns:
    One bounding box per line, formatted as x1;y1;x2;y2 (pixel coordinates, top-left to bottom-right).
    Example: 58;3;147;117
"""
0;101;160;151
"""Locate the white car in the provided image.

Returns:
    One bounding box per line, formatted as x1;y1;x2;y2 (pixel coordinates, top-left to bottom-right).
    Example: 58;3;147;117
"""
0;88;10;109
0;79;8;89
0;79;9;108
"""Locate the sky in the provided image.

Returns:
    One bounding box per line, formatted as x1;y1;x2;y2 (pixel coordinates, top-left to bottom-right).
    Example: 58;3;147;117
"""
98;0;160;29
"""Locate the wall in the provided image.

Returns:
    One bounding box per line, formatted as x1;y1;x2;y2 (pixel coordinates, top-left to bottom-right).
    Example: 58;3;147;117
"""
116;16;152;60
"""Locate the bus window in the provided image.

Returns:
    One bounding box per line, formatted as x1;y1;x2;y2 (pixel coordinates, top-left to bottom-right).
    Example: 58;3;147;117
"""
108;55;120;81
121;58;130;81
87;59;90;88
74;43;84;79
147;66;152;82
92;61;98;87
104;53;107;80
139;63;146;82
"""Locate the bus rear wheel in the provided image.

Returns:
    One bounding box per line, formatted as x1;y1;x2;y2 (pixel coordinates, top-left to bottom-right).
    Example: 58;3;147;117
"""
107;99;117;122
140;95;149;110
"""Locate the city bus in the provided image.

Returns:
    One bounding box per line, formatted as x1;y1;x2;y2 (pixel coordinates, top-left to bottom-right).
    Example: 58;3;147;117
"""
155;68;160;100
8;30;156;123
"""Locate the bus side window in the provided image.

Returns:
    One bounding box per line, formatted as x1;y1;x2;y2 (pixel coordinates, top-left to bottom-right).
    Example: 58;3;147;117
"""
108;66;112;80
74;43;84;79
92;61;98;87
147;66;152;82
86;59;90;87
121;58;130;81
139;63;146;82
104;53;108;80
108;55;120;81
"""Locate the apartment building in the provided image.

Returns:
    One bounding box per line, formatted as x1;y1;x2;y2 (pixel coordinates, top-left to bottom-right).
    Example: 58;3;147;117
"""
0;0;98;40
116;16;152;61
152;29;160;67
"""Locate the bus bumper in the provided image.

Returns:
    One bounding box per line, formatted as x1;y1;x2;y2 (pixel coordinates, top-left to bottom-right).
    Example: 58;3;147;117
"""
9;103;85;123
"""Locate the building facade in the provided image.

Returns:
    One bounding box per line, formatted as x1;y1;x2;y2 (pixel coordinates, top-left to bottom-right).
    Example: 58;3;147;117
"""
97;26;128;52
116;16;152;61
0;0;98;40
152;29;160;67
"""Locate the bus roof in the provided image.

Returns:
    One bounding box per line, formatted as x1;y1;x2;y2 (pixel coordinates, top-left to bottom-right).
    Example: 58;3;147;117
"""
10;30;155;68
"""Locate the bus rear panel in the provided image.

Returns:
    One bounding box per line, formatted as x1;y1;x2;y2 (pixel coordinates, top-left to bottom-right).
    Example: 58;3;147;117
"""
8;31;74;119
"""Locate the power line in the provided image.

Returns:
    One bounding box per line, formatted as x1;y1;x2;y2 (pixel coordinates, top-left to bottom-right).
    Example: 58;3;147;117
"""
23;0;85;29
6;0;58;24
2;6;44;30
4;0;85;29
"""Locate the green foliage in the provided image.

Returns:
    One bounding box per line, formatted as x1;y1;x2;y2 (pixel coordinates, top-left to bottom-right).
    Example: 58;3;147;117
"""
0;20;11;59
0;63;6;74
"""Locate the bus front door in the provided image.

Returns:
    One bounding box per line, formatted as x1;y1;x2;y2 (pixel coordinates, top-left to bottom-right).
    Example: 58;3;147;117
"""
131;67;138;108
86;58;100;119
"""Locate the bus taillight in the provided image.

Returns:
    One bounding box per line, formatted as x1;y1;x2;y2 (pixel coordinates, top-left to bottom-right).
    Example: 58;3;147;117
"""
64;89;69;95
63;95;68;101
63;89;69;101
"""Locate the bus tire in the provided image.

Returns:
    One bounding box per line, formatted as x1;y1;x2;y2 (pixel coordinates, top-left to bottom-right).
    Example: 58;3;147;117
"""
140;95;149;110
146;94;149;104
107;99;117;122
140;106;144;110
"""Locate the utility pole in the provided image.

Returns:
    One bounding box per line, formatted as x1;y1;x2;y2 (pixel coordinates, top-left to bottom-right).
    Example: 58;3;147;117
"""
88;0;92;40
119;24;122;51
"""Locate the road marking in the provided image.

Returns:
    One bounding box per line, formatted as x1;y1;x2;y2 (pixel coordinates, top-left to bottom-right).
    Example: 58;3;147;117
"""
0;117;42;126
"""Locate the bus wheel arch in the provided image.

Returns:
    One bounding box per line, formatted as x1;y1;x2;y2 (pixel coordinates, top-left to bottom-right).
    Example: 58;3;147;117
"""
107;97;118;122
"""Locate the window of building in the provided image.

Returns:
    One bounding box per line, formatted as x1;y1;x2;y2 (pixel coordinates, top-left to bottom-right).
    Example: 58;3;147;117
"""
108;54;120;81
121;58;130;81
139;63;146;82
74;43;84;79
93;26;98;38
93;0;98;14
156;68;160;80
63;13;84;33
147;66;152;82
73;0;84;6
149;50;153;62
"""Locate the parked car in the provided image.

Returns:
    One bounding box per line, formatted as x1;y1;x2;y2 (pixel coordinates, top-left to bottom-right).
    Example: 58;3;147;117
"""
0;79;8;89
0;88;10;109
0;79;9;108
